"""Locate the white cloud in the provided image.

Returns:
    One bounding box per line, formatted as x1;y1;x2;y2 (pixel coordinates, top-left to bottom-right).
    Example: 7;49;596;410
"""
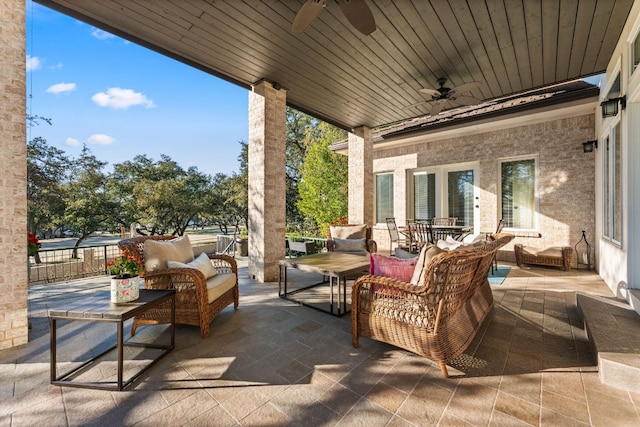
50;62;63;70
27;55;42;72
91;87;156;109
46;82;77;94
66;137;80;147
91;28;115;40
87;134;115;145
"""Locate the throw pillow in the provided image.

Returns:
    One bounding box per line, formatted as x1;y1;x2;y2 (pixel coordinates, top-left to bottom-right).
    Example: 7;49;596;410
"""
436;236;463;251
330;224;367;240
144;235;194;271
369;253;417;282
333;237;367;252
394;247;418;259
410;244;444;286
167;252;218;279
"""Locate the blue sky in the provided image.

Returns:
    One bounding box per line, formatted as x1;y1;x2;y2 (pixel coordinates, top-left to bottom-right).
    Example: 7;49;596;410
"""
26;0;249;176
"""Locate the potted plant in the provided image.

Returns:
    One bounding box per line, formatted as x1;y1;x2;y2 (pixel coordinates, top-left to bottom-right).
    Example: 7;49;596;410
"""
235;229;248;257
107;251;143;303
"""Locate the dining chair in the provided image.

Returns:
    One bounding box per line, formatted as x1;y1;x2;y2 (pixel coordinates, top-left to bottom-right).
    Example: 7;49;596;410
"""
488;219;505;273
431;217;457;226
385;218;412;255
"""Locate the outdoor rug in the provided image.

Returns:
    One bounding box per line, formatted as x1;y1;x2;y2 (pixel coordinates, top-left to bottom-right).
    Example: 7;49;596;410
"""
489;265;511;285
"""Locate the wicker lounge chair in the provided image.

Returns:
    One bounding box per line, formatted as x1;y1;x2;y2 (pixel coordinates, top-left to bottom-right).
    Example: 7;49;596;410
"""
118;235;239;338
352;234;514;377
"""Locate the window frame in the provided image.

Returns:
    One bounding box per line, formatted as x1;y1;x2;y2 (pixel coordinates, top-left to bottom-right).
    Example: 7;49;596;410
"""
602;118;623;246
498;155;539;232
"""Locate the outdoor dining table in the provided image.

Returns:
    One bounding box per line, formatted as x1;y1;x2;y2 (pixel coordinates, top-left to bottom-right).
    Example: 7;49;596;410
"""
402;223;472;251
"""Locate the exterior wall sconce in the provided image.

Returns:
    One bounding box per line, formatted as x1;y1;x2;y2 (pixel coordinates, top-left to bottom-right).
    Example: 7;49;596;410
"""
582;140;598;153
600;96;626;118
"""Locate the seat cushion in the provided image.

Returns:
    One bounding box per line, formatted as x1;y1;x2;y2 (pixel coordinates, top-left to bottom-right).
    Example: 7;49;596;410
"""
205;272;236;304
144;235;194;271
369;253;417;282
330;224;367;240
333;237;367;252
167;252;218;279
536;247;564;257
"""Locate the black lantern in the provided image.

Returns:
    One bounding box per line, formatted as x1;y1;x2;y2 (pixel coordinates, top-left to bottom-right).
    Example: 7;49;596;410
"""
600;96;626;118
575;230;592;270
582;140;597;153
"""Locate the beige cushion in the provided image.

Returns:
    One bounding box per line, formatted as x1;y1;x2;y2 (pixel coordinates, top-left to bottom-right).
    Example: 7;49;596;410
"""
536;247;564;257
205;272;236;304
436;237;463;251
167;252;218;279
410;244;443;286
330;224;367;240
144;235;194;271
333;237;367;252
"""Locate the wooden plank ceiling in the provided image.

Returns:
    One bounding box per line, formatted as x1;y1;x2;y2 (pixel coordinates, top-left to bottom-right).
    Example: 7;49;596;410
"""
36;0;634;131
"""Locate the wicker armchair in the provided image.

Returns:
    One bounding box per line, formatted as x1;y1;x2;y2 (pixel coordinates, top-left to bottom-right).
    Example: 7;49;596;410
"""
118;235;239;338
352;234;514;377
326;224;377;253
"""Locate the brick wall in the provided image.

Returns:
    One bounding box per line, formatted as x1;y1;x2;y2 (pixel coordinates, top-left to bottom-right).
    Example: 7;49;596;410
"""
0;0;28;349
372;112;596;264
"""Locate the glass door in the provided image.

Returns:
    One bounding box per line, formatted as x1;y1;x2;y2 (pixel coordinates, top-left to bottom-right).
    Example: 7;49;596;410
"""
445;166;478;229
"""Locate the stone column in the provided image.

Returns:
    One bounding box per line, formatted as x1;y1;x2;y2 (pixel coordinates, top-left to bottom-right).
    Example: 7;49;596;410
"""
348;126;374;225
248;81;286;282
0;0;28;349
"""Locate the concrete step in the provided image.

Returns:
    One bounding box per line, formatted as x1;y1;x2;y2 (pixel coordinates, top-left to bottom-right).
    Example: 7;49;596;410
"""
577;293;640;394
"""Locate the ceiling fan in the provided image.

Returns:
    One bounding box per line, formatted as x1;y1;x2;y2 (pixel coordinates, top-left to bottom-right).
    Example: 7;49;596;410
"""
292;0;377;36
419;78;483;116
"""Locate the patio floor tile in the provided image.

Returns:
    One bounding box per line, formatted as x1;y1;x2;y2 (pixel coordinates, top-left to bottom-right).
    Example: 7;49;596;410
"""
1;262;640;425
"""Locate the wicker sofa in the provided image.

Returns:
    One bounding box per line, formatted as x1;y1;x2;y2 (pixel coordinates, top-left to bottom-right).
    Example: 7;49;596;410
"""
118;235;239;338
352;234;514;377
514;244;572;271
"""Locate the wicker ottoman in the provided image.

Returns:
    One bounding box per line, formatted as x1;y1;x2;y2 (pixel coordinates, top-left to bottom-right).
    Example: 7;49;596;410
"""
514;244;572;271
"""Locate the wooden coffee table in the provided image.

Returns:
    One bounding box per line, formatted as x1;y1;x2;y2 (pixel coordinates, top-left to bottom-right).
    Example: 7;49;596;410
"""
278;252;370;316
49;289;175;391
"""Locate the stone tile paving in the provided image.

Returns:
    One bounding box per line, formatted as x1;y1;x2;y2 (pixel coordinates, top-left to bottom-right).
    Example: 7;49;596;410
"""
1;263;639;426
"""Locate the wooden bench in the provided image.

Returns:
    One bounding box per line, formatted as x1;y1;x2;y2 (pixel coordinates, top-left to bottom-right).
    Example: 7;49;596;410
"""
514;244;572;271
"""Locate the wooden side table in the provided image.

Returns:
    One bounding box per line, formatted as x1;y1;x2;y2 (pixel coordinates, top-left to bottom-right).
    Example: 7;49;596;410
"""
49;289;175;391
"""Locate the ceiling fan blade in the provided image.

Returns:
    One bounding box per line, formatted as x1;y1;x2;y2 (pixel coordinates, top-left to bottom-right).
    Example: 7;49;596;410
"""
430;102;444;116
454;95;481;106
336;0;377;35
292;0;326;34
450;81;482;94
419;88;441;97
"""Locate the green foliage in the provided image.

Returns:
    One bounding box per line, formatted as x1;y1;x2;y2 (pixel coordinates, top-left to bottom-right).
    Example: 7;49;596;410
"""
27;137;70;236
297;122;348;235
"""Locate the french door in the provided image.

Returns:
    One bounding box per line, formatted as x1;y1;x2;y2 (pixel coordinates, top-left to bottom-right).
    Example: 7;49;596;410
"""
411;163;479;231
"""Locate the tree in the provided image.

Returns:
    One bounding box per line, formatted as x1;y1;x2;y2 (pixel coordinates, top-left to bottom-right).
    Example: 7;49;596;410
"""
27;137;70;237
63;145;113;257
297;122;348;234
285;108;319;224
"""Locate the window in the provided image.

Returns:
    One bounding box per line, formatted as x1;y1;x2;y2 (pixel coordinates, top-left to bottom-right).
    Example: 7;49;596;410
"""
501;158;536;229
603;122;623;243
414;172;436;221
375;173;394;223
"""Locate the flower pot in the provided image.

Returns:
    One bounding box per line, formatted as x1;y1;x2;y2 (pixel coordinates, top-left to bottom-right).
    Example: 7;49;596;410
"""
110;275;143;303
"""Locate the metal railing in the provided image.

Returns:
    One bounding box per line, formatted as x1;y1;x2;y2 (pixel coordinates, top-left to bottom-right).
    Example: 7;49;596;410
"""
28;244;121;285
